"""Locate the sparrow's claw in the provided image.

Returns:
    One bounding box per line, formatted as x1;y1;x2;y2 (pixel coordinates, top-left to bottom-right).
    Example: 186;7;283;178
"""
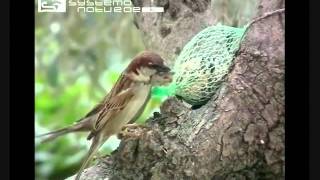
121;123;147;130
118;123;149;140
96;154;109;161
92;152;108;162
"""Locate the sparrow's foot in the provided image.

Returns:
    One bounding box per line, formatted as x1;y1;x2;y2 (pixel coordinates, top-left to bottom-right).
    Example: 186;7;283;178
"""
118;123;149;140
122;123;147;129
94;153;109;161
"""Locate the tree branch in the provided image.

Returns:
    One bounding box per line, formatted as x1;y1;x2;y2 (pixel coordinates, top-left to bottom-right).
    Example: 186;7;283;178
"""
68;0;284;179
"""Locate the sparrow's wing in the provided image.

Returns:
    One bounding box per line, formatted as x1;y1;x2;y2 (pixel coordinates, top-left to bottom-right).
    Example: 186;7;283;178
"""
83;102;105;119
77;73;127;122
74;101;106;124
92;87;135;133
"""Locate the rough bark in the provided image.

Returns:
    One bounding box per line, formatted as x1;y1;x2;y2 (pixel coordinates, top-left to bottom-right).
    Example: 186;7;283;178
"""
68;0;284;179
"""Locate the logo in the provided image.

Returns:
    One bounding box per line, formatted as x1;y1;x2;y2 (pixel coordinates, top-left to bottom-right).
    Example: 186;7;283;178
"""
38;0;67;12
37;0;164;13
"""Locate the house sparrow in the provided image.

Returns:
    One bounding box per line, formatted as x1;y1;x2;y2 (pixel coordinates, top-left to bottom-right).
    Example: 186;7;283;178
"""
36;51;173;180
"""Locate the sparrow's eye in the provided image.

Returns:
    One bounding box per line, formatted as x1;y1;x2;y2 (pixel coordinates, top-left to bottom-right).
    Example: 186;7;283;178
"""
156;65;171;73
150;64;161;69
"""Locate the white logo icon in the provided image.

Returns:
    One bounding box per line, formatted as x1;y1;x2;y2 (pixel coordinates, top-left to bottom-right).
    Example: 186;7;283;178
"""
38;0;66;12
37;0;164;13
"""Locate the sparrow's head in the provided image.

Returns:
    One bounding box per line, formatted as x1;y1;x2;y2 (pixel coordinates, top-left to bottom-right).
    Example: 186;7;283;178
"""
126;51;173;86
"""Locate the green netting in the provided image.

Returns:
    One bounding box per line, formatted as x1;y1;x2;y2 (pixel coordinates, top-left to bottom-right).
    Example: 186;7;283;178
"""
152;10;284;106
169;24;247;106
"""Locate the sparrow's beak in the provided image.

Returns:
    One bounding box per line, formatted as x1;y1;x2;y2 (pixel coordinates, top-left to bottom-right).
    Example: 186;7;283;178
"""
160;67;174;83
157;65;171;73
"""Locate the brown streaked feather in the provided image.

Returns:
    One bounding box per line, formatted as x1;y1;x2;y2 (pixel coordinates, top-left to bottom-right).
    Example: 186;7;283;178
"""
86;73;135;140
94;88;135;130
77;72;133;122
81;102;104;119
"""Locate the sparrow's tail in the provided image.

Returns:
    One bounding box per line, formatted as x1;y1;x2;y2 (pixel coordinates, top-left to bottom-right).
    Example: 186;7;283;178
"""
75;134;106;180
36;119;91;143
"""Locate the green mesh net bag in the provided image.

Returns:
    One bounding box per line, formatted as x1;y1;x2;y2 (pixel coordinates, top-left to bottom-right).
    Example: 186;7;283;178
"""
151;9;284;106
152;24;247;106
172;24;246;106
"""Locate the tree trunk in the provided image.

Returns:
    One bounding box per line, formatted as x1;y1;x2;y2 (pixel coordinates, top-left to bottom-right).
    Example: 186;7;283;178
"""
68;0;284;179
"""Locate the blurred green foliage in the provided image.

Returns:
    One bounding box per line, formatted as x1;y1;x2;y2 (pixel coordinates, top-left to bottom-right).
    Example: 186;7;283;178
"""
35;8;167;180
